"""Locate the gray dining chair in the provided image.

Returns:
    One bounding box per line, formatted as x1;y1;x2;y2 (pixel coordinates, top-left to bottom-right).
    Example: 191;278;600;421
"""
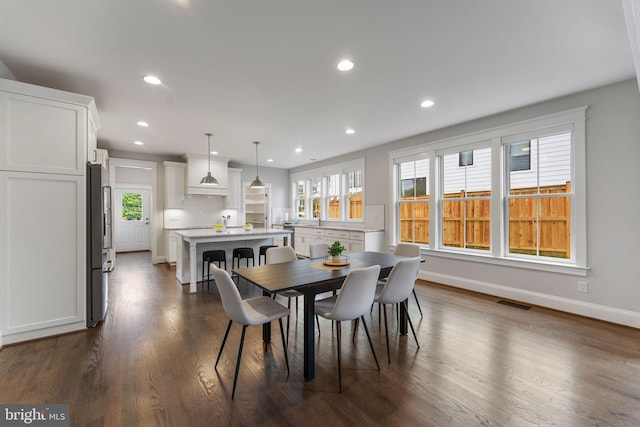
374;257;422;363
309;242;329;259
266;246;308;345
210;265;290;399
314;265;381;392
389;243;423;317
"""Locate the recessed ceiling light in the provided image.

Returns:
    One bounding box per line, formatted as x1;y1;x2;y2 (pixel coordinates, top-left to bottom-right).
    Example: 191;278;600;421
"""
337;59;354;71
420;99;435;108
295;147;303;153
210;151;218;155
134;140;144;146
345;128;355;135
137;121;149;127
143;75;162;85
267;158;274;162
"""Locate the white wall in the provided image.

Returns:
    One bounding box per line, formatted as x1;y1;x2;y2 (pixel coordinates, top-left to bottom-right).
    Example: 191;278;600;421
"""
291;78;640;327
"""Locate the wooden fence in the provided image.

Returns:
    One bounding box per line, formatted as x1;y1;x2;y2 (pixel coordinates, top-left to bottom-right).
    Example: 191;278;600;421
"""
328;193;362;219
400;182;571;258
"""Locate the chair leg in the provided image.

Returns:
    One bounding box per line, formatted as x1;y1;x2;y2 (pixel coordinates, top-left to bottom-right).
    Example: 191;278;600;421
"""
383;304;391;364
315;314;321;335
351;318;359;342
413;288;423;317
215;320;233;368
278;318;290;374
231;325;248;400
285;298;292;347
336;320;342;393
360;315;380;371
403;300;420;349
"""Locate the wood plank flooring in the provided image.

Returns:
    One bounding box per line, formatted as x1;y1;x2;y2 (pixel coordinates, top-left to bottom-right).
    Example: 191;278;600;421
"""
1;251;639;426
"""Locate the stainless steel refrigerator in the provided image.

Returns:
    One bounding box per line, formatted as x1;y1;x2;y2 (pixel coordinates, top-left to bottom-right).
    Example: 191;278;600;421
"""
87;163;111;327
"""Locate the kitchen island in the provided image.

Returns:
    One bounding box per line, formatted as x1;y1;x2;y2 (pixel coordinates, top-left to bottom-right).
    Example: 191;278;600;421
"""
175;228;292;292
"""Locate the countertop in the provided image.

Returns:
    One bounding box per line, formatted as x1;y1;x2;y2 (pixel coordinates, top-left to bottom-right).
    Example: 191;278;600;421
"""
174;227;292;239
292;224;384;233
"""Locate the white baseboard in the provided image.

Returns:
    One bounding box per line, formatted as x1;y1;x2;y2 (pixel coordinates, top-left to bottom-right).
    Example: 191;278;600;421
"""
419;271;640;329
1;322;86;345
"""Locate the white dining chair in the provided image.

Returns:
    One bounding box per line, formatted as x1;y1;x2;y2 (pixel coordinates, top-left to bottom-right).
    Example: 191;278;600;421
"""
314;265;381;392
266;246;313;345
374;257;422;364
309;242;329;259
210;265;290;400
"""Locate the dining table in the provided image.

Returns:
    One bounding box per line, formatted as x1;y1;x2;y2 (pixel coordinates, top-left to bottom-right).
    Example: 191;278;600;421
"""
232;251;408;380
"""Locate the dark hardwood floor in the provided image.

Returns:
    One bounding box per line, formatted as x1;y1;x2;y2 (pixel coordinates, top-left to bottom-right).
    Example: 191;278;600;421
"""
1;251;639;426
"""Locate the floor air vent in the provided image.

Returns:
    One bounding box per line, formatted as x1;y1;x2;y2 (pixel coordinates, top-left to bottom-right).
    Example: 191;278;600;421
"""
497;300;532;310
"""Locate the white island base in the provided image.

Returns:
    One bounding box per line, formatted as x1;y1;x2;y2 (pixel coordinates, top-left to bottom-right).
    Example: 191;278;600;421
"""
175;228;292;293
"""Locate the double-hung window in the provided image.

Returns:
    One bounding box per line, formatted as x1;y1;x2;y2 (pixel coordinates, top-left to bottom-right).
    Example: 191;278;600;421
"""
390;107;586;272
346;169;363;220
504;127;573;260
440;144;492;251
294;179;307;218
398;157;429;244
326;173;341;220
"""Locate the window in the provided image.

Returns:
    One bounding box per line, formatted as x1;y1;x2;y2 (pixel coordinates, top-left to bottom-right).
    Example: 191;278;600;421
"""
291;158;365;222
310;177;321;219
390;107;586;272
121;192;143;221
505;132;572;259
441;146;491;251
294;180;306;218
510;140;531;171
326;173;341;220
398;158;429;244
347;170;363;220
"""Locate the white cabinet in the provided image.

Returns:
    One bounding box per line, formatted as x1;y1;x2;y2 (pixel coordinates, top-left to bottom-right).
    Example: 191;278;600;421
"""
0;78;99;345
166;230;178;264
185;154;229;196
164;161;186;209
226;168;242;210
324;229;350;251
294;226;384;257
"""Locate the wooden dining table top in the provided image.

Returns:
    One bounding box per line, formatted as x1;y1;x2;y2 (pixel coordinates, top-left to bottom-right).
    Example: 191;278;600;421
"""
232;251;406;293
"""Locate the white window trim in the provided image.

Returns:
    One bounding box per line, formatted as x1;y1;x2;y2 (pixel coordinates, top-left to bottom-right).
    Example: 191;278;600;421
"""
389;106;588;274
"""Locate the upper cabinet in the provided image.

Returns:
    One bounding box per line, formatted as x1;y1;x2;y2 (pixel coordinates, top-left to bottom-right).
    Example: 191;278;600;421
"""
164;161;186;209
185;154;229;196
0;78;100;175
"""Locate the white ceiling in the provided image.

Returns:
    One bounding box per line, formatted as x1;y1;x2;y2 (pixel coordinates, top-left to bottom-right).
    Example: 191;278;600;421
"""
0;0;635;169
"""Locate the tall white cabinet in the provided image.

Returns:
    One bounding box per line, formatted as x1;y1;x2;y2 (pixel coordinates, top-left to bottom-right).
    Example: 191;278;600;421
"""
0;78;100;345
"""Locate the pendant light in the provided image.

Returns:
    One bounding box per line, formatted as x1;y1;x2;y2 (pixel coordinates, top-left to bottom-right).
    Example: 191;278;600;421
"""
200;132;219;186
250;141;265;188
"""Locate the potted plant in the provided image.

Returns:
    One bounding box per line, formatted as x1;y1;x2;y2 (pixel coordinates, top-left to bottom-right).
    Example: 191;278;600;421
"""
328;241;345;262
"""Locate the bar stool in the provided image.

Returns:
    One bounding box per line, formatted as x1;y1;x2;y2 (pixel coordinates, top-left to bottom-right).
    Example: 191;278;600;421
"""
258;245;277;265
203;250;226;290
232;247;255;269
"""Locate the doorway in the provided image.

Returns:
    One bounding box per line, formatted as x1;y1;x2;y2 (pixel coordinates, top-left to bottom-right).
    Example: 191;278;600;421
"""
114;187;151;252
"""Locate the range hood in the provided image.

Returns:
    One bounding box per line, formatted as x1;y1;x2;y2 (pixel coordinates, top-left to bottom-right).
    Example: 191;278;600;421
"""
185;154;229;196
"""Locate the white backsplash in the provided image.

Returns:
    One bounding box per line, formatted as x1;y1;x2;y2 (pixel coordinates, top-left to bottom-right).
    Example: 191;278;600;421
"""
164;195;239;228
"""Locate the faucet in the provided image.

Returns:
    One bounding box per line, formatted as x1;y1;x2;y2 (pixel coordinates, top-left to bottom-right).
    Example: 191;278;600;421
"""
318;216;322;227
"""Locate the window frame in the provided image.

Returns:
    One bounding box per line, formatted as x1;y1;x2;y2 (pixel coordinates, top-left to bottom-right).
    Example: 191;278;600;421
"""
389;107;588;276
